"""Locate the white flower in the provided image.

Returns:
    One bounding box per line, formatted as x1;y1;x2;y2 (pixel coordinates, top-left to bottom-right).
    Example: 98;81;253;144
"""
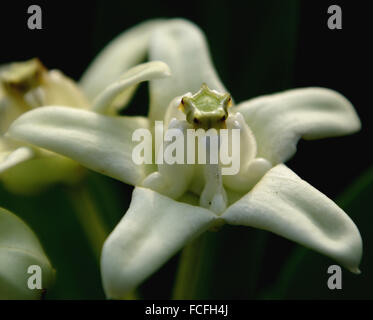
5;19;362;299
0;33;169;193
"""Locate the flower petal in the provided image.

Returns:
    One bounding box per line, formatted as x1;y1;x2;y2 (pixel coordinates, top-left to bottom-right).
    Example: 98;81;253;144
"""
149;19;227;121
0;146;34;174
142;118;195;200
43;70;90;108
92;61;170;115
80;19;165;100
101;187;217;299
235;88;361;164
0;86;24;134
223;112;272;193
222;164;362;272
0;207;55;299
6;106;150;186
1;153;82;195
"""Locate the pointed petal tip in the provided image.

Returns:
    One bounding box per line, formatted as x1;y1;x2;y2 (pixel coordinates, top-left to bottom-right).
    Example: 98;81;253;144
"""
236;86;362;164
153;61;172;77
223;164;363;272
92;61;171;114
101;187;217;299
158;67;171;78
0;146;34;174
349;267;361;275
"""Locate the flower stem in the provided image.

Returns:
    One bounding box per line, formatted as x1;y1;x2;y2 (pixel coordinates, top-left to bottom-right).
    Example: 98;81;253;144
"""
68;185;109;262
172;232;213;299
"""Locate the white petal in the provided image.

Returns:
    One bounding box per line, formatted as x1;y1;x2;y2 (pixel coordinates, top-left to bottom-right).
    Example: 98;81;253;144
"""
80;19;165;100
101;187;217;299
223;157;272;193
0;207;54;299
6;106;150;186
142;118;195;199
0;152;82;195
149;19;227;121
0;86;24;134
92;61;170;115
200;163;227;214
43;70;90;108
223;112;272;193
163;95;188;126
235;87;361;164
0;146;34;174
222;164;362;272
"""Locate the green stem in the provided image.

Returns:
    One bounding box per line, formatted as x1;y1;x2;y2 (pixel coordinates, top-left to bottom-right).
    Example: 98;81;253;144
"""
172;233;210;299
123;289;140;300
68;180;141;300
68;185;109;262
172;227;268;299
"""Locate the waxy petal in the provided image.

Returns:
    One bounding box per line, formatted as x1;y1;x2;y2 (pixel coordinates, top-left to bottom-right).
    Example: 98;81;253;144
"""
92;61;170;115
0;87;24;134
7;107;150;186
101;187;217;299
222;164;362;272
1;153;82;195
0;146;34;174
80;19;165;100
0;208;54;299
44;70;90;109
235;88;361;164
149;19;227;121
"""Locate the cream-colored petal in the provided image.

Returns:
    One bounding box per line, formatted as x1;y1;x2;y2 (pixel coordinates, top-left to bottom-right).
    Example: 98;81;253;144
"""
235;87;361;164
163;95;188;127
43;70;90;108
6;106;150;186
222;112;272;193
142;118;195;199
223;157;272;194
222;164;362;272
0;146;34;174
80;19;165;100
0;208;54;299
92;61;170;115
1;153;82;195
0;86;24;134
149;19;227;121
101;187;217;299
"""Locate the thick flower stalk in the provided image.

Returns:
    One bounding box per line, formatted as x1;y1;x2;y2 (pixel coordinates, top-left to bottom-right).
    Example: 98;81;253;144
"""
5;19;362;299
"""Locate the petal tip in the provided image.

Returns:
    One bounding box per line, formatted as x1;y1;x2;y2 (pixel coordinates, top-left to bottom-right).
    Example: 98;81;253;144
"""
349;267;361;275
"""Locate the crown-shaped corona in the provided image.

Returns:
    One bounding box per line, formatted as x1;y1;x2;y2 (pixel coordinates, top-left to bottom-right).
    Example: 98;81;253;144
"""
178;83;232;129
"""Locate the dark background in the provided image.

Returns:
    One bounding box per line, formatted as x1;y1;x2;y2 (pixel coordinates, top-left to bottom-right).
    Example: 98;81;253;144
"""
0;1;371;299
